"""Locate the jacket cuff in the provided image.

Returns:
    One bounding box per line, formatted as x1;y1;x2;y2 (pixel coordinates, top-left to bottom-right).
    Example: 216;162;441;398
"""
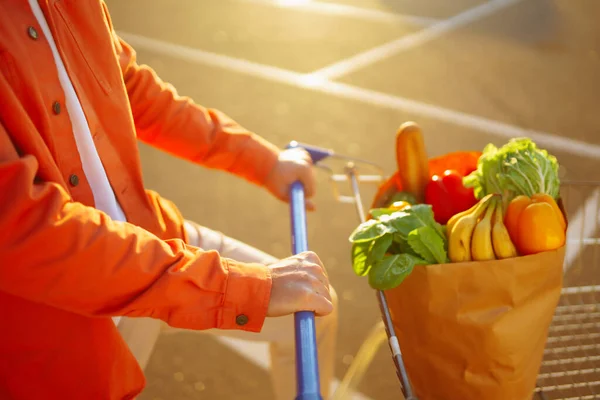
219;259;272;332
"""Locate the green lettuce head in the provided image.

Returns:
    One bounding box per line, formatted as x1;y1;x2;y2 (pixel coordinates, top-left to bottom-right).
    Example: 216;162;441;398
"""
463;138;560;202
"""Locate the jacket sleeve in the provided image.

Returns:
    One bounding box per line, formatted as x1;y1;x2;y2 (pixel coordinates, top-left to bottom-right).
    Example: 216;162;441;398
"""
100;3;280;187
0;122;271;333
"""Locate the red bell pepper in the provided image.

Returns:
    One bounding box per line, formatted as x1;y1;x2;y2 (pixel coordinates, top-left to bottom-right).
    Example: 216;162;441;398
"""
425;169;478;224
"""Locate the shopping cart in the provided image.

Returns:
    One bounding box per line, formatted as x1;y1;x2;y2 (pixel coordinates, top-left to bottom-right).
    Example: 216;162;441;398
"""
534;182;600;400
288;141;600;400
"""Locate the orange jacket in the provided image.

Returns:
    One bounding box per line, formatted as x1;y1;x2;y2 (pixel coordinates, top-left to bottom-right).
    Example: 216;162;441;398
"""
0;1;280;398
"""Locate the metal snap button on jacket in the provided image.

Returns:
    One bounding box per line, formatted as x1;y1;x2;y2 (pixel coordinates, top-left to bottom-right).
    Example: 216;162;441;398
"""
52;101;61;115
235;314;249;326
69;174;79;187
27;26;38;40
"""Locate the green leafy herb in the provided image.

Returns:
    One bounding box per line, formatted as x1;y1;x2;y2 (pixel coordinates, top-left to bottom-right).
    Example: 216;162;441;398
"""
368;254;428;290
409;204;446;239
387;205;444;240
396;237;421;258
370;208;400;219
407;226;449;264
349;204;449;291
349;219;393;244
352;242;372;276
367;234;393;267
388;212;423;239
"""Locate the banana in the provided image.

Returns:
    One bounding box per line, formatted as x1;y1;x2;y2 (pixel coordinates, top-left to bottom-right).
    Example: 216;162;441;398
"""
492;200;519;259
448;195;495;263
471;197;497;261
446;194;495;236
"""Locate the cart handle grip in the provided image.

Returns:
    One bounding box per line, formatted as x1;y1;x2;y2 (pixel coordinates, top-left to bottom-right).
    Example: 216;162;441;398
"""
289;151;323;400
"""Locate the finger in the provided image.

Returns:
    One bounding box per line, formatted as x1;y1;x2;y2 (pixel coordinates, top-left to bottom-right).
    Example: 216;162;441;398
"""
300;150;314;165
311;295;334;317
300;251;324;269
304;262;330;288
315;280;332;302
305;199;316;212
299;163;317;199
299;281;333;316
316;300;334;316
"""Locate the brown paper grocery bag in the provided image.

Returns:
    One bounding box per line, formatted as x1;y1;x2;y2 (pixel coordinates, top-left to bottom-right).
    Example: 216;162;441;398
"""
384;247;564;400
369;144;565;399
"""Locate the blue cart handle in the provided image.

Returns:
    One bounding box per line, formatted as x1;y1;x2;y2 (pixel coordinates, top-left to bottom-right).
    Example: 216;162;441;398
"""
288;142;324;400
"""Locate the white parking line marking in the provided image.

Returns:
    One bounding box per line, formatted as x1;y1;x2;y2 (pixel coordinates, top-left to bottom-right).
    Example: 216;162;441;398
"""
238;0;439;26
119;32;304;84
118;31;600;160
215;337;375;400
308;0;524;80
315;81;600;159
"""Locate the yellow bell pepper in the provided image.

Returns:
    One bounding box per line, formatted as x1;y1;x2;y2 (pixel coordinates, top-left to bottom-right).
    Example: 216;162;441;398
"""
505;194;566;255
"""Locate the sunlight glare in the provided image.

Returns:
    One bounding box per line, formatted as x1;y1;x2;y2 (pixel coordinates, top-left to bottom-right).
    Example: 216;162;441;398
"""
299;74;328;88
275;0;312;7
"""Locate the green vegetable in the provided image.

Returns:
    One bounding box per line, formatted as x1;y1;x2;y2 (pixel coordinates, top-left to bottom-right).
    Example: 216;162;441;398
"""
463;138;560;203
396;238;420;258
368;254;428;290
387;205;445;240
370;208;402;218
351;242;371;276
350;219;393;243
407;226;448;264
408;205;446;239
349;204;448;290
367;234;393;268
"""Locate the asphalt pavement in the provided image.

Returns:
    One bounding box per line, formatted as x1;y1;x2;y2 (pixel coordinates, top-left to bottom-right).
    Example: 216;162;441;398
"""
104;0;600;399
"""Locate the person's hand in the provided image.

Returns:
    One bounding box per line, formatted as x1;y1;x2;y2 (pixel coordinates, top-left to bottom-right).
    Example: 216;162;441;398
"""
267;251;333;317
264;148;316;211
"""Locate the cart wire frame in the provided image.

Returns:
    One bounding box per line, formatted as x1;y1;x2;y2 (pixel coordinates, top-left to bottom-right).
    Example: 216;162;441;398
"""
302;144;599;400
